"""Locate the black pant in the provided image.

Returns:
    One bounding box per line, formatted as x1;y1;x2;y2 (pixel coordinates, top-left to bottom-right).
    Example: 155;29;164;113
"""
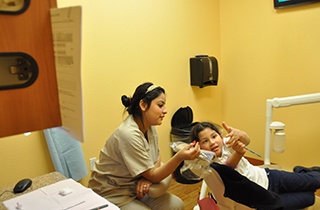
210;163;283;210
266;168;320;210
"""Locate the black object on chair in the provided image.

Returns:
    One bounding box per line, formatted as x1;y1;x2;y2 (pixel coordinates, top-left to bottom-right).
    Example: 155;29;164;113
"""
170;106;201;184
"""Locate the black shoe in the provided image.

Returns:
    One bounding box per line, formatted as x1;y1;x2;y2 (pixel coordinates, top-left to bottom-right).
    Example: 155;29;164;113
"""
293;165;320;173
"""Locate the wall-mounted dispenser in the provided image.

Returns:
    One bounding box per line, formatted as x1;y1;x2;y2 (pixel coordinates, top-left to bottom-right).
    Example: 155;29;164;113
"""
190;55;218;88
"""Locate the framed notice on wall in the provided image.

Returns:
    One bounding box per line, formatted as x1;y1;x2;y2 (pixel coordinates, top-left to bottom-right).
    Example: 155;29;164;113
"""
274;0;320;8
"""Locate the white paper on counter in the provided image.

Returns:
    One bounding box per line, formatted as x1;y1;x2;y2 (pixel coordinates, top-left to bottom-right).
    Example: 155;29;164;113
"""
3;179;120;210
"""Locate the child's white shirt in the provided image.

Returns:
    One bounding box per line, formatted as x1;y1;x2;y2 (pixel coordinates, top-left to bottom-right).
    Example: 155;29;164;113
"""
214;138;269;190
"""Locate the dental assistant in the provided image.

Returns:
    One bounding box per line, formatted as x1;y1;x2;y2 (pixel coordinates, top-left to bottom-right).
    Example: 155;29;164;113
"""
88;82;200;210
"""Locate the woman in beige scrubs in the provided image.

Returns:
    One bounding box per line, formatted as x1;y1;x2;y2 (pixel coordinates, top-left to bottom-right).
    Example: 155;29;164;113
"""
89;82;200;210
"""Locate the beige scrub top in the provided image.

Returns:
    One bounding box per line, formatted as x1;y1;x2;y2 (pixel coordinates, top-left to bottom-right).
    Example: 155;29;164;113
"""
88;115;160;206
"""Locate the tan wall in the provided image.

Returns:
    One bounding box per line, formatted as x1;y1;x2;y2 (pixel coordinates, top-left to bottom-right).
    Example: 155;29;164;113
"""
2;0;320;188
220;1;320;169
0;0;222;187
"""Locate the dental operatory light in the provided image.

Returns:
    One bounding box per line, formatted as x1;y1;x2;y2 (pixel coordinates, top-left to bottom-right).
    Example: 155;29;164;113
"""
269;121;286;153
264;92;320;166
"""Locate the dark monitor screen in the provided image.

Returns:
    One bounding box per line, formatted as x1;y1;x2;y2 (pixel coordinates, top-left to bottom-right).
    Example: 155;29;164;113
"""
274;0;320;8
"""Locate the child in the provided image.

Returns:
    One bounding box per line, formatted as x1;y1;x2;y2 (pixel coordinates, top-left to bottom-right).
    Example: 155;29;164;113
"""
190;121;320;210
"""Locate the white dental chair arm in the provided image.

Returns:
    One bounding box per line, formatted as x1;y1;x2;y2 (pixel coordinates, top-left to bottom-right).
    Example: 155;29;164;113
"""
203;170;254;210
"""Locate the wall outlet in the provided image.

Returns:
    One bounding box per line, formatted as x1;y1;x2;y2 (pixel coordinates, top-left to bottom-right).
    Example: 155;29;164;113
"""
89;157;96;171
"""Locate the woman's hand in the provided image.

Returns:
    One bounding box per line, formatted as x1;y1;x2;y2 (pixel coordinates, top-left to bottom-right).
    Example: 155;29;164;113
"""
136;178;152;199
222;121;250;147
176;141;200;162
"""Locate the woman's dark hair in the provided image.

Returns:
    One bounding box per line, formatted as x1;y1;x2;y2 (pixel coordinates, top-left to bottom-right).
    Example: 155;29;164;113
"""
121;82;165;123
190;122;222;142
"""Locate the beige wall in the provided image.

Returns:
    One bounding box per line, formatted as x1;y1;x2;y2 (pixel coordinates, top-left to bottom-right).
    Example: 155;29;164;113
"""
0;0;222;187
220;1;320;169
1;0;320;188
0;132;55;186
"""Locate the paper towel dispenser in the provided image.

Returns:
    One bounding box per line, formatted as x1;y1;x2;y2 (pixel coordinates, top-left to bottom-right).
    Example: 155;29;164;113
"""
190;55;218;88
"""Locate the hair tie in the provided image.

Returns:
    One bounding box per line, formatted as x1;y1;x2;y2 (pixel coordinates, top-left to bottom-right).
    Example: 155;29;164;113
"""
145;84;158;95
121;95;131;107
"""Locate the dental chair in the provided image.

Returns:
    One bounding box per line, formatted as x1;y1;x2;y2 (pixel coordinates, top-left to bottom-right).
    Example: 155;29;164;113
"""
194;173;252;210
193;164;320;210
200;170;253;210
195;163;284;210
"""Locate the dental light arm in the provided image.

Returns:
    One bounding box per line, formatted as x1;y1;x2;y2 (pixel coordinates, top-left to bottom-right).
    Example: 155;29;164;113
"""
264;92;320;165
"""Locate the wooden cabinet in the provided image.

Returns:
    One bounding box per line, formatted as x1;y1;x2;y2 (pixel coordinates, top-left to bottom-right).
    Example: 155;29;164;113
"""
0;0;61;137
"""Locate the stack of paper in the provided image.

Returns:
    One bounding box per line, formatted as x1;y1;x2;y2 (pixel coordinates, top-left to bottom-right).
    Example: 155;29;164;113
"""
3;179;119;210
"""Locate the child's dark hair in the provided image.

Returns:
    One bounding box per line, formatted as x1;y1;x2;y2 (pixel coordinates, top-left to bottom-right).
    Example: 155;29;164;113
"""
121;82;165;123
190;122;222;142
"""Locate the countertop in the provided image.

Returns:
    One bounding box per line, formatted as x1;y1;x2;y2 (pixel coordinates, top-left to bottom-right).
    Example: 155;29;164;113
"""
0;172;66;210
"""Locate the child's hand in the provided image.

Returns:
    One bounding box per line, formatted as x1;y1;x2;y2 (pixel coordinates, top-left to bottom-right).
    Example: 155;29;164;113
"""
222;121;250;147
232;140;246;155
